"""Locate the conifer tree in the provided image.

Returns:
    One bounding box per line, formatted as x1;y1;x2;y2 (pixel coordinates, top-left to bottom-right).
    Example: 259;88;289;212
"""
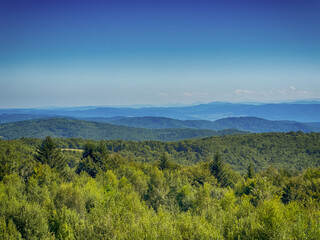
34;136;65;171
209;152;224;180
209;152;235;187
247;162;255;179
157;152;170;171
76;141;108;177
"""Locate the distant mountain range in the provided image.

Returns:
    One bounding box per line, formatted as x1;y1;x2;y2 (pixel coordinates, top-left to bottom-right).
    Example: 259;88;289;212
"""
84;116;320;133
0;101;320;140
0;115;319;142
1;101;320;122
0;118;246;141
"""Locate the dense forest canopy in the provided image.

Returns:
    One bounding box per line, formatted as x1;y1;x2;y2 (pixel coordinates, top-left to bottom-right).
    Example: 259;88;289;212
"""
1;133;320;239
20;131;319;173
0;118;246;141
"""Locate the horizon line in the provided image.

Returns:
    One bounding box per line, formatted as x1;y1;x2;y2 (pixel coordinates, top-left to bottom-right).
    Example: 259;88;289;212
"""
1;98;320;110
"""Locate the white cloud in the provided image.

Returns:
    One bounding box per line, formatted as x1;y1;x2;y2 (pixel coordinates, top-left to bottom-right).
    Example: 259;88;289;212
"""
180;92;209;97
158;92;209;98
235;89;250;94
233;87;313;101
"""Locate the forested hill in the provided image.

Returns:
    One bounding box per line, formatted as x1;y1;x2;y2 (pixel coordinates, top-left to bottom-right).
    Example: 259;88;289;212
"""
212;117;318;132
1;131;320;173
46;131;319;172
2;135;320;239
85;116;320;133
0;118;246;141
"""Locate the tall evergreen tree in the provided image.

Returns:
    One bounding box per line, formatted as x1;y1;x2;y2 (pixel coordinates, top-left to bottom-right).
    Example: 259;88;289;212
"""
34;136;65;171
247;162;255;179
82;141;107;164
209;152;224;180
157;152;170;171
209;152;235;187
76;141;108;177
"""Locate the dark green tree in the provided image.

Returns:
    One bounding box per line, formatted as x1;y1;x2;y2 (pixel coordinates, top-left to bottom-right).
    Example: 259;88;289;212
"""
34;136;65;171
82;141;108;164
209;152;224;180
76;157;98;178
157;153;170;171
76;141;108;177
247;162;255;179
209;152;235;187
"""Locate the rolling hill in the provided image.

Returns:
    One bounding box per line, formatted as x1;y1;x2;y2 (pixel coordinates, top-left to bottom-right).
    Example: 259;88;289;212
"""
212;117;319;133
0;118;246;141
84;116;320;133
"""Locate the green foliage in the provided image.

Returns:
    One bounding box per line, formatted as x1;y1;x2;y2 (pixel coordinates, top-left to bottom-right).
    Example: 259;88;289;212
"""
34;136;65;172
209;152;237;187
0;217;22;240
247;162;255;179
209;152;224;179
0;118;246;141
157;152;170;171
82;141;108;163
76;142;108;178
1;136;320;239
98;131;320;172
144;167;168;211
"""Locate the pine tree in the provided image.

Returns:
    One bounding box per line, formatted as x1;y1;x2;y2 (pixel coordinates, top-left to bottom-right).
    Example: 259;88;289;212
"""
247;162;255;179
77;141;108;177
34;136;65;171
209;152;224;180
209;152;235;187
82;141;108;164
157;152;170;171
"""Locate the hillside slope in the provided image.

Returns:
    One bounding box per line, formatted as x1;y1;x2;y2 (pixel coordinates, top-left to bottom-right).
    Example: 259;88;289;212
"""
6;131;320;172
85;116;320;133
0;118;246;141
96;132;320;172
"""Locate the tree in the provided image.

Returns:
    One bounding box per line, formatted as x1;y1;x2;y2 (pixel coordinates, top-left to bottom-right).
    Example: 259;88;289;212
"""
82;141;108;164
76;141;108;177
34;136;65;171
209;152;235;187
209;152;223;179
247;163;255;179
157;153;170;171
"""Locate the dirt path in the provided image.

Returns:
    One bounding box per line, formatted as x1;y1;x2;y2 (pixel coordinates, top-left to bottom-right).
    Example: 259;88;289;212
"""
61;148;84;152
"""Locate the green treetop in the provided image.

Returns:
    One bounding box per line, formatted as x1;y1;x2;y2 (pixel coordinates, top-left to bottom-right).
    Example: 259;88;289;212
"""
34;136;65;171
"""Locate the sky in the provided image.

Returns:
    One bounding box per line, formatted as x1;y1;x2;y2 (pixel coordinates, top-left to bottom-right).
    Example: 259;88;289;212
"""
0;0;320;108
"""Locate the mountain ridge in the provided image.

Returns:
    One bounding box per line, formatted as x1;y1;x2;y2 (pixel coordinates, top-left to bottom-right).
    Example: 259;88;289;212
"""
83;116;320;133
0;118;246;141
1;101;320;122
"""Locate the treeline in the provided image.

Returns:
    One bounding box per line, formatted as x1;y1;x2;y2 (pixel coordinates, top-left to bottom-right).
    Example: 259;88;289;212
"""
26;131;320;172
1;136;320;239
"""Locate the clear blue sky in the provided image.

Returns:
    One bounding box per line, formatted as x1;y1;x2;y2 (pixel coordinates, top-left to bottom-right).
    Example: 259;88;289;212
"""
0;0;320;108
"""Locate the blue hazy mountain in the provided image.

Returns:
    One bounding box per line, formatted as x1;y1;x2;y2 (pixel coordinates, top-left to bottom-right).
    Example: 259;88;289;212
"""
1;101;320;123
84;116;320;133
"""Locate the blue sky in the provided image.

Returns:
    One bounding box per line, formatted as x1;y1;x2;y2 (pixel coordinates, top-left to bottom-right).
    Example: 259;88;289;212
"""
0;0;320;108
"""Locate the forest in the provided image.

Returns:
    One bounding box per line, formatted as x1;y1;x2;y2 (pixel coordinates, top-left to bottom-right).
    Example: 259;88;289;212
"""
1;133;320;239
0;118;246;141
